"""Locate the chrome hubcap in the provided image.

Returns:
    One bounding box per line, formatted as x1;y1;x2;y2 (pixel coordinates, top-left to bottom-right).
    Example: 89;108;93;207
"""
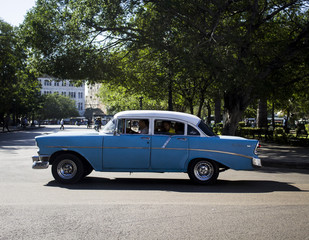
57;159;77;179
194;161;214;181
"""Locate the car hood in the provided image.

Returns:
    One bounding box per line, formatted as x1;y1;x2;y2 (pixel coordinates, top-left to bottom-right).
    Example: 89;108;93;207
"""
35;131;100;139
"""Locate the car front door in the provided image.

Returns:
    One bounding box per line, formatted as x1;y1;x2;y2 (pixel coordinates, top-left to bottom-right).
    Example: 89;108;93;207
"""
151;120;188;170
102;118;151;170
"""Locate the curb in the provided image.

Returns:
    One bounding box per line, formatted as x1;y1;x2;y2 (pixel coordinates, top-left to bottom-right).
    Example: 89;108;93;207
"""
261;160;309;169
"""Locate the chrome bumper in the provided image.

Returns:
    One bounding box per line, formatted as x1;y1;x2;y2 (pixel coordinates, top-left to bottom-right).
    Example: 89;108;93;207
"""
32;155;50;169
252;157;262;167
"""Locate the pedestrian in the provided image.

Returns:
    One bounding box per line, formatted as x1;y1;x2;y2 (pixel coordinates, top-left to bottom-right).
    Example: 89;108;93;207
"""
60;119;64;130
2;115;10;132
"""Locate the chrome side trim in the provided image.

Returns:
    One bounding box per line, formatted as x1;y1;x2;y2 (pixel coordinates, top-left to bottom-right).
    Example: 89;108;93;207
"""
46;145;254;160
162;136;172;148
190;148;253;159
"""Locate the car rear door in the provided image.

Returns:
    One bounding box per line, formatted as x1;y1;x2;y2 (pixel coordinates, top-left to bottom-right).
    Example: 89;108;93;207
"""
150;119;188;170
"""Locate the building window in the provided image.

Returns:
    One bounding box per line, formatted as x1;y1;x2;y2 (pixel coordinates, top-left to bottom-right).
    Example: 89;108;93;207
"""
69;81;74;87
78;92;83;98
69;92;76;98
78;102;83;110
61;92;66;96
44;80;51;86
54;81;59;86
62;81;67;86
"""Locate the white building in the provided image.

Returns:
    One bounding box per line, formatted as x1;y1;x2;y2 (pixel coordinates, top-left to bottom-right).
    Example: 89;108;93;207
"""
38;77;86;116
85;83;106;112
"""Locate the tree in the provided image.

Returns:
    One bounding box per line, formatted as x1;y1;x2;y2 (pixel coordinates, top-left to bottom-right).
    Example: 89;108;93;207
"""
0;20;41;124
21;0;309;135
39;93;79;120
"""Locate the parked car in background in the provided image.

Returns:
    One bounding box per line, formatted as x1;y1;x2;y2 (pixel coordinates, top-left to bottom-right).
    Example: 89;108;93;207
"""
32;110;261;184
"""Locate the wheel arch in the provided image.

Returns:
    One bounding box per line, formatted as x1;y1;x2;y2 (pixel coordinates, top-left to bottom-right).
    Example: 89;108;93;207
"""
49;150;93;171
187;157;229;172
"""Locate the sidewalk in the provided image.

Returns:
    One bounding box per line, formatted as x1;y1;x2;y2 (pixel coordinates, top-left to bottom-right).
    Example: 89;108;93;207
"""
0;125;44;133
259;143;309;169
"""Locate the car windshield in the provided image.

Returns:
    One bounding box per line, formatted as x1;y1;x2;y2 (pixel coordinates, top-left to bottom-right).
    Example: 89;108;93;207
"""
198;121;216;136
102;118;116;134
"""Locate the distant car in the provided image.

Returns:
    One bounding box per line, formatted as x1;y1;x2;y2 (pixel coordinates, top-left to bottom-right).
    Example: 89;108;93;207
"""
32;110;261;184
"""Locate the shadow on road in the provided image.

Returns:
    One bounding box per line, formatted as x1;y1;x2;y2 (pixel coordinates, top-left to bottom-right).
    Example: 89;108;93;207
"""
45;176;303;193
0;129;48;147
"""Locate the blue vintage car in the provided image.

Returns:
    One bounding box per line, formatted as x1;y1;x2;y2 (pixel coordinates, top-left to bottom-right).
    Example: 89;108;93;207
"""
32;110;261;184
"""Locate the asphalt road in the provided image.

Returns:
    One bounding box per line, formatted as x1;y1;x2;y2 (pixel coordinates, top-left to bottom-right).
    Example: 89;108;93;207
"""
0;125;308;240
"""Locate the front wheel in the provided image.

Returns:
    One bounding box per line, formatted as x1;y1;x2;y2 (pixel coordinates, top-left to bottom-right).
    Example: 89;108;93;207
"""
52;154;84;184
188;159;219;184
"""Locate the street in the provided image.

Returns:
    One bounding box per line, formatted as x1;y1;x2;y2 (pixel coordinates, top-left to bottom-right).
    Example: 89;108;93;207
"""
0;126;309;240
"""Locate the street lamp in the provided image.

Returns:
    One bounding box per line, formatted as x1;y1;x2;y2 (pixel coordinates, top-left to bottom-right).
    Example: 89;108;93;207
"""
139;97;143;110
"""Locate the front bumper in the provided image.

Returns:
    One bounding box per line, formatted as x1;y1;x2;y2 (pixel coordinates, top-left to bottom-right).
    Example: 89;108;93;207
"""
252;157;262;167
32;155;50;169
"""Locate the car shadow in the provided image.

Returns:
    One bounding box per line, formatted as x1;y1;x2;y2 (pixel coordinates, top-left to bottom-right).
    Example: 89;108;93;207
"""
45;177;302;193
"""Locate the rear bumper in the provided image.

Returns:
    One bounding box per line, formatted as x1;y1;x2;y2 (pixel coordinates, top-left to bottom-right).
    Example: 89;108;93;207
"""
32;155;50;169
252;157;262;167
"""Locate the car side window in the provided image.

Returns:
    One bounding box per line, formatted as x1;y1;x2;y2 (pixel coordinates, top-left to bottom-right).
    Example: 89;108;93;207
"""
118;119;149;134
117;119;125;134
187;125;200;136
154;120;184;135
102;118;116;134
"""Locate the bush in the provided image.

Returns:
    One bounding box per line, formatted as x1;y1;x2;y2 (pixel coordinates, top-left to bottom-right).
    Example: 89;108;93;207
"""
213;123;223;135
273;127;288;143
238;121;246;128
274;127;285;136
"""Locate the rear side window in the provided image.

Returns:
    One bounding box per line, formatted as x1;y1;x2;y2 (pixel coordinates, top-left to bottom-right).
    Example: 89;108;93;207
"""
187;125;200;136
198;121;216;136
154;120;185;135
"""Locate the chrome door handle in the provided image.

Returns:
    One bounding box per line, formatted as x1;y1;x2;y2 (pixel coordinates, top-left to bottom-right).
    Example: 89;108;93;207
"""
141;137;150;140
177;138;187;141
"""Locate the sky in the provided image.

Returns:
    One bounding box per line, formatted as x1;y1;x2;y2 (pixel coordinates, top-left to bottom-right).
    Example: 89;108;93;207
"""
0;0;36;26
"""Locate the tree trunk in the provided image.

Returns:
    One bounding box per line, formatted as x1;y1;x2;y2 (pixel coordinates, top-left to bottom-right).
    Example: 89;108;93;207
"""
168;80;173;111
196;97;204;118
257;97;268;128
222;91;251;135
214;97;221;124
271;101;275;129
189;99;194;115
206;102;211;125
223;110;243;136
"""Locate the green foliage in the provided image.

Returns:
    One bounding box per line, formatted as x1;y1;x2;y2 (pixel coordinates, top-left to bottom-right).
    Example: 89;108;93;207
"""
213;123;223;135
98;83;167;114
0;20;41;120
19;0;309;135
39;93;79;119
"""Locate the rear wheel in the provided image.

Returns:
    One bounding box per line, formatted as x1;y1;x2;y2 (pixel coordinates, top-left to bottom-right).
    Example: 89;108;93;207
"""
188;159;219;184
52;154;84;184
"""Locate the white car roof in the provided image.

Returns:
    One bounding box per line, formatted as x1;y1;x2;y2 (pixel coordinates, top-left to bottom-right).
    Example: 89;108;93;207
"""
114;110;201;126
